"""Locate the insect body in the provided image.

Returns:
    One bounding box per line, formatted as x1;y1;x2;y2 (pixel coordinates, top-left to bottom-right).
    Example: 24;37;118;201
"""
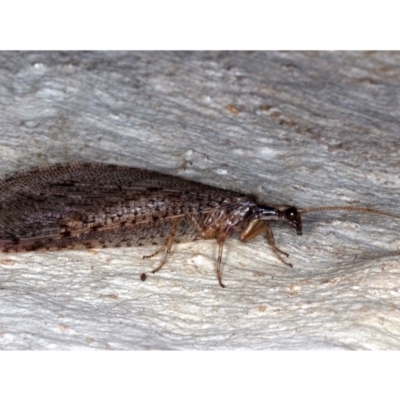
0;162;398;287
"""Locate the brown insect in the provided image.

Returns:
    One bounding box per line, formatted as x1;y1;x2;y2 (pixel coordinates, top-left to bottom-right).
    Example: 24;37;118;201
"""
0;162;399;287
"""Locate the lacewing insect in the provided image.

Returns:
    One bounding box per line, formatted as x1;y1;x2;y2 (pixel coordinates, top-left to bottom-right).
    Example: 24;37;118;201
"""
0;162;399;287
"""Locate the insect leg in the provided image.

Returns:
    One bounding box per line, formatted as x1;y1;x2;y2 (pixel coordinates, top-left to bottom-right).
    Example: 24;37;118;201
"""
216;237;226;288
264;222;292;267
240;220;268;242
151;219;181;274
142;244;166;260
192;214;226;287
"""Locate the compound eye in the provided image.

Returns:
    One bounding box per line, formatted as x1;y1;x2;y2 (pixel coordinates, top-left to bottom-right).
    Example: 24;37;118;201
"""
284;206;302;235
284;206;298;221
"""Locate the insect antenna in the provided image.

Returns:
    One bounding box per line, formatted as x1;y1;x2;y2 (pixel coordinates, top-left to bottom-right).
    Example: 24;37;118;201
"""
298;205;400;220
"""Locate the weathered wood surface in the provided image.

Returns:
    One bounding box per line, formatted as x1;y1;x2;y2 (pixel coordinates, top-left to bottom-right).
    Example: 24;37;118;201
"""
0;51;400;349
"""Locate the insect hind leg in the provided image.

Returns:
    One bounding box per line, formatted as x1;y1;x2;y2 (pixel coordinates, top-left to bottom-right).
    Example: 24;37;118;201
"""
216;237;226;288
142;219;181;274
142;244;166;261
